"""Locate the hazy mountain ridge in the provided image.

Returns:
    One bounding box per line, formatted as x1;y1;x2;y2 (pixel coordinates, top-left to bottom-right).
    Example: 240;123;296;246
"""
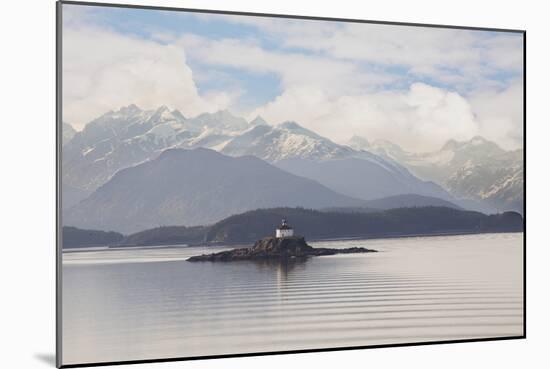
276;157;453;202
363;194;461;210
63;226;124;248
64;148;368;234
349;135;524;213
122;225;208;247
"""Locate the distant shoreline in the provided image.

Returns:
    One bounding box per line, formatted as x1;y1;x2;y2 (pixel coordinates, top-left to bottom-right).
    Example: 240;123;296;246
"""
200;229;524;248
63;206;524;249
307;229;524;243
62;230;523;252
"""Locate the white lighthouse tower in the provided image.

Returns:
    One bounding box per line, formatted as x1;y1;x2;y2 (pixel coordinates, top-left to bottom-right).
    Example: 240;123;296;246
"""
275;219;294;238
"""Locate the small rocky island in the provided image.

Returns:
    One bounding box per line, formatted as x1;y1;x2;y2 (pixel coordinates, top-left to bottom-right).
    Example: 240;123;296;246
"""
187;219;376;262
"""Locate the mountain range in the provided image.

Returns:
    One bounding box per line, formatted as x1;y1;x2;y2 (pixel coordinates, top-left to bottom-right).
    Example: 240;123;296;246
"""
348;135;524;213
62;104;523;233
62;105;452;208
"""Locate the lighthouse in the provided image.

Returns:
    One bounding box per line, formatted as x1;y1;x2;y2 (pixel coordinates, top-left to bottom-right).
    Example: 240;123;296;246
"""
275;219;294;238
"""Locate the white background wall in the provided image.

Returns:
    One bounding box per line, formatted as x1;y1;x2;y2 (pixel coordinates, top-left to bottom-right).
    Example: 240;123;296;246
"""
0;0;547;368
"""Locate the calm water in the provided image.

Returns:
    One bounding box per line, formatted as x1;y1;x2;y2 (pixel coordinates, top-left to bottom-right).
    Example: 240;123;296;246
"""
62;233;523;365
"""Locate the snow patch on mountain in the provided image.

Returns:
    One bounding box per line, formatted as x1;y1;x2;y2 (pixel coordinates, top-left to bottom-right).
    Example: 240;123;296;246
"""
222;120;356;162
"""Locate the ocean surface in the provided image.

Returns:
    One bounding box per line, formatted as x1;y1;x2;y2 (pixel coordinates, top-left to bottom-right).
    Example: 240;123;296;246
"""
62;233;524;365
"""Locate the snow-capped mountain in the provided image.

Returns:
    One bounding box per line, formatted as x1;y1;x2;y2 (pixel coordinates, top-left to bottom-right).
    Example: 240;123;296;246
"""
349;135;524;213
62;105;366;197
62;104;456;214
218;122;452;202
249;116;268;127
188;109;250;133
62;105;249;204
62;122;76;146
221;121;356;162
63;105;187;197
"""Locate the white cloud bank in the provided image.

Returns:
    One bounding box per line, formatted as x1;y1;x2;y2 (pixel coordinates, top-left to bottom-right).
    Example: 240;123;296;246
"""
62;9;234;129
62;6;523;152
176;17;523;151
249;80;523;152
250;83;477;152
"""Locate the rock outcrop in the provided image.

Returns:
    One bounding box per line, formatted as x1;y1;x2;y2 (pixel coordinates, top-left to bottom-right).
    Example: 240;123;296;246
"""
187;236;376;262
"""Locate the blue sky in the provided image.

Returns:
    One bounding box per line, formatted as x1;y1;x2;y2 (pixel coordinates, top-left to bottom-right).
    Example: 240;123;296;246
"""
62;3;524;151
71;6;292;108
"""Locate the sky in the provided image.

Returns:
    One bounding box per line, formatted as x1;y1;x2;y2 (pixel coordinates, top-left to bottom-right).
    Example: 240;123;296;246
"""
62;4;524;152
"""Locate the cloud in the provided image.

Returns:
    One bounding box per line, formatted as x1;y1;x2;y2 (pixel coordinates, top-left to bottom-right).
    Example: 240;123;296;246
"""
180;14;523;151
62;5;523;152
207;14;523;92
177;34;395;96
250;83;506;152
62;6;234;129
469;79;524;150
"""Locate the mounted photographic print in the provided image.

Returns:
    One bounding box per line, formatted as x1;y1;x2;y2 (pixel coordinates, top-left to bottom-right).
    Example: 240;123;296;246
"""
57;1;525;367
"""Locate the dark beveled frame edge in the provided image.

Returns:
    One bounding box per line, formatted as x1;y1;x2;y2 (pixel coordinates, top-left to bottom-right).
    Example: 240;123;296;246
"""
55;1;527;367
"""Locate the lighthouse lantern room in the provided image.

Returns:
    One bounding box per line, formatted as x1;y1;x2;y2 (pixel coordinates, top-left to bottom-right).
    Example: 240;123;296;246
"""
275;219;294;238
